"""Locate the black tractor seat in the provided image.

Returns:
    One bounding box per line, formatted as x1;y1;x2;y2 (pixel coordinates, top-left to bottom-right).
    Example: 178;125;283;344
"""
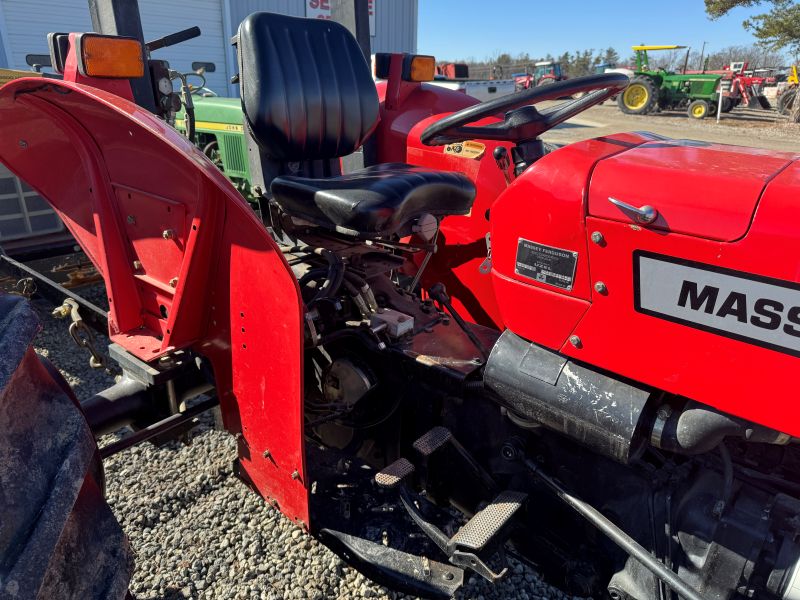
271;163;476;238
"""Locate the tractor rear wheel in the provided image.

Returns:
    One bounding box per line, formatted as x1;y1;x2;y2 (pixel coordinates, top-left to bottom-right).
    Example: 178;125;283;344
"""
687;99;709;119
778;89;797;116
720;97;734;113
618;76;657;115
0;295;133;599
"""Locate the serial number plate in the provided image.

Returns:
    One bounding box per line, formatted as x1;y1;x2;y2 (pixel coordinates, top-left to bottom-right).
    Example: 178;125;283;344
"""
515;239;578;290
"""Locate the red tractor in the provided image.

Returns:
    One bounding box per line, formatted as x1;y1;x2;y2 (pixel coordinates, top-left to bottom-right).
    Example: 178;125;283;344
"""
3;8;800;600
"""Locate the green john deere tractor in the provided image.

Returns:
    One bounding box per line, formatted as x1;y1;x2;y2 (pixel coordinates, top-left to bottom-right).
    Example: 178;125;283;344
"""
175;95;253;199
618;45;722;119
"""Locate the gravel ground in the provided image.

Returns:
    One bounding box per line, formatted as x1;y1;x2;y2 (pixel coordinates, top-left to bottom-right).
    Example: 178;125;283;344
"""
29;292;575;600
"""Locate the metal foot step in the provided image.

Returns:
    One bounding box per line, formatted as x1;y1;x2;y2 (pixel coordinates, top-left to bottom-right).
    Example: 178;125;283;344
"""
449;490;528;551
413;426;452;456
413;426;497;492
319;529;464;599
447;490;528;582
375;458;415;489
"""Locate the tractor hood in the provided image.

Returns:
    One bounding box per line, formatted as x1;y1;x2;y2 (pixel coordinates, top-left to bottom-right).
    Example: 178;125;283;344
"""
588;139;796;242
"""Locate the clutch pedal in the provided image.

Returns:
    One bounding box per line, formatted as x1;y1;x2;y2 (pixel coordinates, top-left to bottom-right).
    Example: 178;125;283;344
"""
413;426;452;456
375;458;415;489
413;426;497;492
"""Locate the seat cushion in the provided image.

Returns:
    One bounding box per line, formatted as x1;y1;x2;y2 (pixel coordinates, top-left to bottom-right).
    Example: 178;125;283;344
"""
237;12;379;161
271;163;477;237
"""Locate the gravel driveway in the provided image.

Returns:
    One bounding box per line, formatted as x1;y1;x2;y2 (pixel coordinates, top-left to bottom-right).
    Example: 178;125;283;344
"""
30;294;575;600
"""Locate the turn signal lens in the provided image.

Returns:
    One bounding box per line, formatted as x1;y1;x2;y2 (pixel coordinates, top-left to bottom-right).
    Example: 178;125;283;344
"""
78;34;144;78
407;55;435;82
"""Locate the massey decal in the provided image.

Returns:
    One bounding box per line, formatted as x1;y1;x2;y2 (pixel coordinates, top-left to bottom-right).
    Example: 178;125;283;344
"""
515;239;577;291
634;251;800;356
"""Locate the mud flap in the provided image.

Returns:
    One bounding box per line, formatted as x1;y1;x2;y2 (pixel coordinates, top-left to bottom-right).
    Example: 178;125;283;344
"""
0;294;133;599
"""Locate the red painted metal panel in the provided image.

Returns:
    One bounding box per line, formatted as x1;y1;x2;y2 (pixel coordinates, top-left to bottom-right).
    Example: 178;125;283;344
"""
562;155;800;436
589;140;795;242
489;133;658;347
0;78;308;524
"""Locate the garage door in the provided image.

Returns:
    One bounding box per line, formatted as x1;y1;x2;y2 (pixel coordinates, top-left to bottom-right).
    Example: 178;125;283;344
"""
140;0;229;94
1;0;229;94
0;163;63;242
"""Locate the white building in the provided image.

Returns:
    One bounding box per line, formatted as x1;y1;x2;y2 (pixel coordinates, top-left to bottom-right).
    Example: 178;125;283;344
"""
0;0;417;245
0;0;418;95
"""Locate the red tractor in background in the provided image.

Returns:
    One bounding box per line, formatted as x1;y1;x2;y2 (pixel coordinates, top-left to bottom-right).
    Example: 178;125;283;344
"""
3;6;800;600
513;60;569;90
720;62;772;111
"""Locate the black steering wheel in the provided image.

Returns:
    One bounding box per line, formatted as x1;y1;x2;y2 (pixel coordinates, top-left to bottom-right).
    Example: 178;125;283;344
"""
420;73;630;146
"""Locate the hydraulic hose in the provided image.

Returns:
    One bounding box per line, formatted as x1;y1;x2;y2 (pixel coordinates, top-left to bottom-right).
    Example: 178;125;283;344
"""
343;270;377;314
523;459;704;600
313;248;344;302
297;250;344;304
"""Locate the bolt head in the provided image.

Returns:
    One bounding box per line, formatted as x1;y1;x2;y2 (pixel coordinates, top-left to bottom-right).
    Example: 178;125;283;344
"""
127;215;136;224
594;281;608;294
291;470;300;480
169;277;178;288
162;229;176;240
133;260;142;270
569;335;582;348
263;449;271;459
590;231;604;244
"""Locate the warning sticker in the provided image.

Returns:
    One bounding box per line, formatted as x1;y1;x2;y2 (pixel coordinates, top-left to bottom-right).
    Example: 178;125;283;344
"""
515;239;578;291
444;140;486;159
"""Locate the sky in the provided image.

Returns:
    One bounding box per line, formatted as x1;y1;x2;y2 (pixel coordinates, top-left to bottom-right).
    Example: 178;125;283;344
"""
417;0;774;62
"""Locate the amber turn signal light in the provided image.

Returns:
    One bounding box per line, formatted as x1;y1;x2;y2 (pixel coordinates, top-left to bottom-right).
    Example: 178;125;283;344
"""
77;34;144;79
404;54;435;82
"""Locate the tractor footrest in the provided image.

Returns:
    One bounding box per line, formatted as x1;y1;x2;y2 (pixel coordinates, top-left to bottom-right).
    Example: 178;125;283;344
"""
320;528;464;599
413;426;452;457
375;458;415;488
449;490;527;552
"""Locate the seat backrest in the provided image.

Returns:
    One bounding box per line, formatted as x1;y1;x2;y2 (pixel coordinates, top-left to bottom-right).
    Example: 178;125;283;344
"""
237;12;379;162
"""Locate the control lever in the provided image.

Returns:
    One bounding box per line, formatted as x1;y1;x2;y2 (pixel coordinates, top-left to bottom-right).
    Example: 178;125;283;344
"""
493;146;512;186
146;26;201;52
429;283;490;360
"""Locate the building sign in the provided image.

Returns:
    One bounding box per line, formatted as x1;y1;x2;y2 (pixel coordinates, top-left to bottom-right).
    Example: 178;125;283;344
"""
306;0;376;36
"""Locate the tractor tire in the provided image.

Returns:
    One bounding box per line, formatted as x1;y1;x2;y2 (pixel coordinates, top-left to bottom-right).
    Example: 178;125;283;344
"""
687;99;709;119
778;89;797;116
536;77;555;86
0;294;133;599
757;95;772;109
720;97;735;113
618;76;657;115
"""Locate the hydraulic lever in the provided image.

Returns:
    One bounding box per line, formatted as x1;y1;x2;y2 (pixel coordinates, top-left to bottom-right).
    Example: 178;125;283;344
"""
493;146;512;185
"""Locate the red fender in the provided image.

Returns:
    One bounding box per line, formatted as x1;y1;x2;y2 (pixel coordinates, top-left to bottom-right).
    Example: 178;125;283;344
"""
0;78;309;525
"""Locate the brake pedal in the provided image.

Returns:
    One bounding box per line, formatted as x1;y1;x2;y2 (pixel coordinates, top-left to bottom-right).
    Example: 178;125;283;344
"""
449;490;527;551
375;458;415;489
447;490;528;582
413;426;452;456
414;426;497;492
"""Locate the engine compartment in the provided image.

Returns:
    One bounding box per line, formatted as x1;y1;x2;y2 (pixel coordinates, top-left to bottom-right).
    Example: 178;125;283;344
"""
491;133;800;438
